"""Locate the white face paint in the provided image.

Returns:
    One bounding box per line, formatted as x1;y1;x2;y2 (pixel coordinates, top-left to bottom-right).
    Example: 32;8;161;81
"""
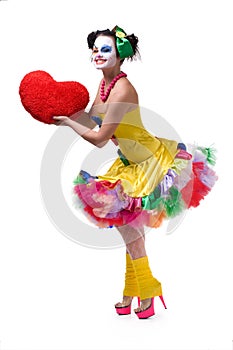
91;36;117;69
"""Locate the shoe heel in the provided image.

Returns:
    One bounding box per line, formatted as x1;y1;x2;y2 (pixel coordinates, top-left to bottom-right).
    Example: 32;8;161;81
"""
135;298;155;319
159;295;167;309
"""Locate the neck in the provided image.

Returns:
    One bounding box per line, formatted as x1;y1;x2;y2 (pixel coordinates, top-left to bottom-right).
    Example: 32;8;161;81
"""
102;67;122;85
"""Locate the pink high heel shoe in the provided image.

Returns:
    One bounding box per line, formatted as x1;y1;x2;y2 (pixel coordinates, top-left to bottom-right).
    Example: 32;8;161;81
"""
115;297;140;315
135;295;167;319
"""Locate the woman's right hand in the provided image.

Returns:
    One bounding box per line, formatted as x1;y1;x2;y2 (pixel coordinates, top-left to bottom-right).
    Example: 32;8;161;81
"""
53;116;71;126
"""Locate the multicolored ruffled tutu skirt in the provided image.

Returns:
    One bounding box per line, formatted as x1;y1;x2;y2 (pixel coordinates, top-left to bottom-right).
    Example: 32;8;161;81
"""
72;141;217;229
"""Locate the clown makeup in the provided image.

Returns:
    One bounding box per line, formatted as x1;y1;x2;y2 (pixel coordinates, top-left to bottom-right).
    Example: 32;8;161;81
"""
91;36;117;69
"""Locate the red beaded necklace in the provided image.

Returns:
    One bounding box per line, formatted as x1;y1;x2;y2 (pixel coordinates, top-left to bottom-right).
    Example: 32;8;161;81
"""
100;71;127;102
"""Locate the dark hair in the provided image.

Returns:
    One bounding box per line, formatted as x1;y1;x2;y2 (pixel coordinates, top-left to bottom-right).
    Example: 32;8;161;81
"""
87;27;140;61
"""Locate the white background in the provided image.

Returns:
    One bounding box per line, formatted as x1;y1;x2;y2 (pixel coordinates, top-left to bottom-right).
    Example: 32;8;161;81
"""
0;0;232;349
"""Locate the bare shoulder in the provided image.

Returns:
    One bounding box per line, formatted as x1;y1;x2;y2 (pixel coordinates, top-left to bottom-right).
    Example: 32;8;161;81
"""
111;77;138;104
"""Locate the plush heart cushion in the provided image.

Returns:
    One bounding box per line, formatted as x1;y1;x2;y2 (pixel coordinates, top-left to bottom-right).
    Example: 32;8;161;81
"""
19;70;89;124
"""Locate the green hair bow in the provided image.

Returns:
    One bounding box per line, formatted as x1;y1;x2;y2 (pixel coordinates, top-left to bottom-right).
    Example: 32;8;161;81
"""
114;26;134;59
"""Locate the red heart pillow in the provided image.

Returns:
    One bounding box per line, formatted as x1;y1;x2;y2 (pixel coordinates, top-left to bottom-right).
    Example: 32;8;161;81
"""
19;70;89;124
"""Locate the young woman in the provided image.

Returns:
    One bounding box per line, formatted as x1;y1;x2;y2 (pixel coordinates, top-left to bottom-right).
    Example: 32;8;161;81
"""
53;26;217;319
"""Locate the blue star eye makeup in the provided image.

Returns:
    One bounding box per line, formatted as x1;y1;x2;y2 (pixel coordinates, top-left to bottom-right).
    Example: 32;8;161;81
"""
101;45;112;53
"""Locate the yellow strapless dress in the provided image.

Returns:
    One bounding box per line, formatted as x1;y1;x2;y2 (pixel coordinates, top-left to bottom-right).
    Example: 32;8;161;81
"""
73;107;217;229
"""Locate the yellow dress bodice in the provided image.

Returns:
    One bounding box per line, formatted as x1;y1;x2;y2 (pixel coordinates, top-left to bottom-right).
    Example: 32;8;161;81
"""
97;106;178;197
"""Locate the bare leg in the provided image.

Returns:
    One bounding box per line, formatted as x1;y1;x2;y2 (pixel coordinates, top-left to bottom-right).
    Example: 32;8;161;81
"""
116;224;152;312
117;224;146;259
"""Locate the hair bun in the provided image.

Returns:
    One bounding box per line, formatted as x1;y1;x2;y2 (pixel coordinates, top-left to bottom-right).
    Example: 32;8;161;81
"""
126;34;139;53
87;31;97;49
125;33;140;59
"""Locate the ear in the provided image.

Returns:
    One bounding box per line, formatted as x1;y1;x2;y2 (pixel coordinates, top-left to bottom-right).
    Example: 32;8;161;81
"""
116;56;122;65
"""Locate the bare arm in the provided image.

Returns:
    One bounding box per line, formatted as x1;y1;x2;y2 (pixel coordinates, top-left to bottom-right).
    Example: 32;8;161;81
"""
53;79;138;147
69;110;97;129
54;96;132;147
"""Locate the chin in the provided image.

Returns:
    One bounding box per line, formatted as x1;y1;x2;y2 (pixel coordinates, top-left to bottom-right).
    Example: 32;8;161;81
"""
94;64;108;69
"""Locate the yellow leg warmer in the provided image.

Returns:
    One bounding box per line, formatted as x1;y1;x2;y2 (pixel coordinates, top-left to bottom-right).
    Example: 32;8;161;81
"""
123;253;140;297
132;256;162;300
